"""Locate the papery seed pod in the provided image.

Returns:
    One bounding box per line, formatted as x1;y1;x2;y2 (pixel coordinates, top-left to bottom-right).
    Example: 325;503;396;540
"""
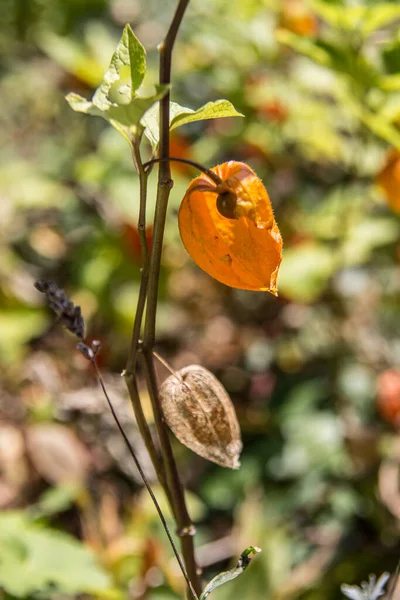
159;365;242;469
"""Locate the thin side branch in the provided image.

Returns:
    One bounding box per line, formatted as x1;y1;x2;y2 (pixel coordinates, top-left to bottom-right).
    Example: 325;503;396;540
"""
92;358;198;600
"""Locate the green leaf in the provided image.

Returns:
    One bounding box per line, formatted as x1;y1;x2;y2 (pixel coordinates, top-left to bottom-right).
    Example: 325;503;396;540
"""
0;512;111;596
349;100;400;150
276;30;330;67
66;85;169;143
142;100;244;149
0;310;48;365
65;25;164;142
310;1;364;30
361;5;400;35
199;546;261;600
92;24;145;110
38;31;106;88
310;1;400;35
277;30;378;88
278;243;337;303
30;485;81;519
380;74;400;92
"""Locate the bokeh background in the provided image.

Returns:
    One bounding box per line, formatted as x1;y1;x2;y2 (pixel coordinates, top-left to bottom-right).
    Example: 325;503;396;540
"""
2;0;400;598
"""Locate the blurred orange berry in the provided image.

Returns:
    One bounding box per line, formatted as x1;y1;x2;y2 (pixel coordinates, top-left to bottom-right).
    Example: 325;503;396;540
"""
376;149;400;214
169;133;192;175
122;222;153;263
178;161;283;293
280;0;319;36
376;369;400;427
259;100;288;124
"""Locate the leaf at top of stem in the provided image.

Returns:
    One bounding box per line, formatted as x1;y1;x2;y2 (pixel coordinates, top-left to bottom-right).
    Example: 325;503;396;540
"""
142;99;244;149
65;24;169;143
199;546;261;600
93;24;146;110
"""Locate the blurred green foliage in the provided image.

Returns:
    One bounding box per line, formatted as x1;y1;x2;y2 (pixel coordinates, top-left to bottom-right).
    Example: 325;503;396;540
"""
1;0;400;599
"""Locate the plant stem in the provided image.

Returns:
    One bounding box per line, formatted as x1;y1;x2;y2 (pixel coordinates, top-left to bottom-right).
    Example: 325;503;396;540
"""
124;138;169;496
141;0;202;595
143;0;193;351
126;138;149;375
92;358;198;600
140;349;200;594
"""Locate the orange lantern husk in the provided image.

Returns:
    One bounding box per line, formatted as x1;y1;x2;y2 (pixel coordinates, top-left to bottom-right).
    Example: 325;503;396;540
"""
178;161;283;294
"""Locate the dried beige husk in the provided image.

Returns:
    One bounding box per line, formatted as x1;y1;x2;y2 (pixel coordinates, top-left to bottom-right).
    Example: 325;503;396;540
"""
159;365;242;469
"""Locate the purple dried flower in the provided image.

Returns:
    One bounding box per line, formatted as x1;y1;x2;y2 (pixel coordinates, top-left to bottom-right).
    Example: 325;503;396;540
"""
35;279;85;339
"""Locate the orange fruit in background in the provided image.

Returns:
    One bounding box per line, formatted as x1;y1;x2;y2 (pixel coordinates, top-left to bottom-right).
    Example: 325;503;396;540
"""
376;369;400;427
169;133;192;175
280;0;319;36
122;222;153;263
178;161;282;294
376;149;400;214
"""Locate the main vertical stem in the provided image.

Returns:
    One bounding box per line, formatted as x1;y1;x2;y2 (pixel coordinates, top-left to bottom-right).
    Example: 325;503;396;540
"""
142;1;202;596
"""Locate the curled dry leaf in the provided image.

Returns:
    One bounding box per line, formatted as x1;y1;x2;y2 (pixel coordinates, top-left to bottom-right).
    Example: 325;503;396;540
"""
178;161;282;293
159;365;242;469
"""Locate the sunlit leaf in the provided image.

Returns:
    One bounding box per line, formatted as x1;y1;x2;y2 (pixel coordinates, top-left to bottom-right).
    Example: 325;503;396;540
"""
65;25;167;142
30;485;81;519
311;1;400;35
278;243;336;303
380;75;400;92
276;30;330;66
0;310;48;365
361;5;400;35
200;546;261;600
142;100;244;148
66;85;168;143
38;31;106;88
92;24;145;109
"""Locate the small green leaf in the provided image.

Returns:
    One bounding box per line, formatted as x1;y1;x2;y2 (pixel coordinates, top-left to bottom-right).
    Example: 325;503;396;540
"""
66;85;169;143
66;92;104;117
199;546;261;600
380;74;400;92
30;485;81;519
38;31;105;87
276;30;330;67
310;1;400;35
277;30;378;88
361;5;400;35
66;25;162;142
142;100;244;149
92;24;145;110
169;100;244;130
310;1;364;30
278;243;337;303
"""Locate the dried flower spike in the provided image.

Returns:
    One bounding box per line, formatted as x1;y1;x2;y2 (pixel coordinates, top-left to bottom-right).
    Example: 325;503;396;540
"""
34;279;85;339
159;364;242;469
178;161;282;293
